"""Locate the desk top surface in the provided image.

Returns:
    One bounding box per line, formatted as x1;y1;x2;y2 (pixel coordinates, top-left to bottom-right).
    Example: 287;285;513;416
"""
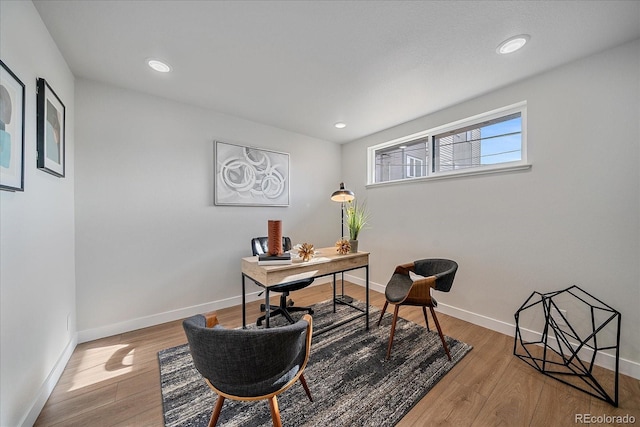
241;247;369;286
242;247;368;267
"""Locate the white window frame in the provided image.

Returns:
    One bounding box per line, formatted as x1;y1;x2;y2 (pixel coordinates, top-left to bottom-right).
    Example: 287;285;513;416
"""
367;101;530;186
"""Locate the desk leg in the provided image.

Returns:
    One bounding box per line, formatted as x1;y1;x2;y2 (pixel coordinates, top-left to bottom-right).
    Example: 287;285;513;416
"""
365;265;370;330
332;273;337;313
242;274;246;329
265;288;271;328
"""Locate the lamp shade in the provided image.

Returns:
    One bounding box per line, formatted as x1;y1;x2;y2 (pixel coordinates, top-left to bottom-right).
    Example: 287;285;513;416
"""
331;182;355;202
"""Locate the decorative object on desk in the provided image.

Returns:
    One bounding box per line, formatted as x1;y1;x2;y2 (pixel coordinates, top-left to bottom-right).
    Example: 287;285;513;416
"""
345;199;370;253
214;140;289;206
159;299;472;427
0;60;25;192
514;285;620;407
295;242;315;262
36;78;66;177
330;182;356;302
335;238;351;255
258;252;292;265
267;219;283;255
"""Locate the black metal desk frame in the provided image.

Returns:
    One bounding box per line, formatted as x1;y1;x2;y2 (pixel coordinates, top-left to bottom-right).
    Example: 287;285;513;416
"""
241;255;369;336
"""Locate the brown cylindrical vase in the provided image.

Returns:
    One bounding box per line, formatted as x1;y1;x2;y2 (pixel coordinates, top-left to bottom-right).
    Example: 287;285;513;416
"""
267;220;283;255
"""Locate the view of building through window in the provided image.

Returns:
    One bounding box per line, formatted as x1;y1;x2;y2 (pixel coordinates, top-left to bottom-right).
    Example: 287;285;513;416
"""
371;107;524;184
435;112;521;172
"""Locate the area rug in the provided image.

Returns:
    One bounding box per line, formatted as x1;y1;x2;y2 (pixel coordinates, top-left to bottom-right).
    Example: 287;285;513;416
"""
158;299;472;427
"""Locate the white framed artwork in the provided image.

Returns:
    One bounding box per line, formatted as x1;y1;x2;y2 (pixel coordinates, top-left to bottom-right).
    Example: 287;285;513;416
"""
214;140;289;207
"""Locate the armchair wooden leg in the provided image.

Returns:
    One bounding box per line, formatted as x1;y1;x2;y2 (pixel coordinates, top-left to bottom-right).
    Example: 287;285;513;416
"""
422;306;430;331
299;373;313;402
386;305;400;360
269;396;282;427
429;306;451;361
377;301;389;326
208;395;225;427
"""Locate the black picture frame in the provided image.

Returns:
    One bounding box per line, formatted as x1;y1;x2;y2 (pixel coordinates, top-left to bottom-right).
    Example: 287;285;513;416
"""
0;60;26;192
36;78;66;177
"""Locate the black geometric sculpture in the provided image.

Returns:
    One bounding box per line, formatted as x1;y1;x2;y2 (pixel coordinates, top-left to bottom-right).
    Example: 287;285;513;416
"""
514;285;620;406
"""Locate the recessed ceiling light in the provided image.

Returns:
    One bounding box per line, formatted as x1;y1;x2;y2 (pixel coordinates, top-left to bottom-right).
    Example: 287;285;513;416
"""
147;59;172;73
334;122;346;129
496;35;530;55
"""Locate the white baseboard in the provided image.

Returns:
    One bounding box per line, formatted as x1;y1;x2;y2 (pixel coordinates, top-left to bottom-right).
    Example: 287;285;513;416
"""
436;301;639;380
76;273;639;380
20;335;77;427
344;273;640;380
77;276;333;343
78;292;262;343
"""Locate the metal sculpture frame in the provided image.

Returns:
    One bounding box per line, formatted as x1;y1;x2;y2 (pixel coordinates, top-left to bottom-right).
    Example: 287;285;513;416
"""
514;285;620;407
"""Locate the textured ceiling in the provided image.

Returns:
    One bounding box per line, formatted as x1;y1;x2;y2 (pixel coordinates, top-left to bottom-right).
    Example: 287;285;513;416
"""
33;0;640;143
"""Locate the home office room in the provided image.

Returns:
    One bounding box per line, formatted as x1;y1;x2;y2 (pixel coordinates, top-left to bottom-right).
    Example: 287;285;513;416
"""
1;1;639;426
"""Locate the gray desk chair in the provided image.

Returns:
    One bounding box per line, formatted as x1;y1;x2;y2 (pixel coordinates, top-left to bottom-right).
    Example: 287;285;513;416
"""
377;258;458;360
183;312;313;427
251;236;314;326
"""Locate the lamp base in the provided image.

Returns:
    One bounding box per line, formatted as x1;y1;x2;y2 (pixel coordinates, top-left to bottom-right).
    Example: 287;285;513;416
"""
335;294;354;304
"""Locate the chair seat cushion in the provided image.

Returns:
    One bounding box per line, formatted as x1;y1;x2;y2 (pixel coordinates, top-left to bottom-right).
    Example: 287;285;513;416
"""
270;278;314;293
385;273;413;303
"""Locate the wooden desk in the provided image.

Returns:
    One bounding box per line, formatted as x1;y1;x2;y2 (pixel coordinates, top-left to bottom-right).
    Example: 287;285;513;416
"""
241;247;369;332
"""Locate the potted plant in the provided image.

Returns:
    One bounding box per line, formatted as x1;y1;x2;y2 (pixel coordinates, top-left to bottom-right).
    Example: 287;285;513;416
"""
345;200;370;253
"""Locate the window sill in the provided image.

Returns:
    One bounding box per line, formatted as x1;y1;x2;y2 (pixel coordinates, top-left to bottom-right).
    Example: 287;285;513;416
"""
366;163;532;188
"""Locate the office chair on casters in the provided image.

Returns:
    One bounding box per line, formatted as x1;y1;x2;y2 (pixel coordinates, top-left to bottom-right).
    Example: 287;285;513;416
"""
251;237;314;326
377;258;458;360
183;312;313;427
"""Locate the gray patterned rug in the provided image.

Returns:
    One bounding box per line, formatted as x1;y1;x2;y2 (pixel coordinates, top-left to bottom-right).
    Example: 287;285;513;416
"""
158;299;472;427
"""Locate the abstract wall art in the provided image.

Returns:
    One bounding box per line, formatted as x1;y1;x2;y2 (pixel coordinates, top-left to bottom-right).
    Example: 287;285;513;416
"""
214;140;289;206
0;60;25;192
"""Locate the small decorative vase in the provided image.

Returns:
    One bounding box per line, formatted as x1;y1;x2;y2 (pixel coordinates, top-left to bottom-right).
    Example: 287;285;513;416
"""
267;220;283;255
349;239;358;253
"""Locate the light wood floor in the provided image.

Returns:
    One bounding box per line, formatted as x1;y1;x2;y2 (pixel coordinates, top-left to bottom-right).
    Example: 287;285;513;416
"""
35;282;640;426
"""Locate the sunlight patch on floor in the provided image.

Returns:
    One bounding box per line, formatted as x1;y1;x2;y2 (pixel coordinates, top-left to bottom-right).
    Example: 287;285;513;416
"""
69;344;135;391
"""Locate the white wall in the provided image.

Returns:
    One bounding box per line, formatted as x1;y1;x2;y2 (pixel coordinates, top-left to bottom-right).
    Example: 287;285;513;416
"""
0;2;76;426
74;79;341;340
341;39;640;376
1;4;637;424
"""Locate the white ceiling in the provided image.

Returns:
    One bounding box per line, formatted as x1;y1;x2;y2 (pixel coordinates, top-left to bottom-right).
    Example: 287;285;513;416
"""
33;0;640;144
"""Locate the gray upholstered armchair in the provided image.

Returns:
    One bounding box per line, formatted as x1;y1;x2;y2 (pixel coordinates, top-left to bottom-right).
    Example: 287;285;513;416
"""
183;312;313;427
377;258;458;360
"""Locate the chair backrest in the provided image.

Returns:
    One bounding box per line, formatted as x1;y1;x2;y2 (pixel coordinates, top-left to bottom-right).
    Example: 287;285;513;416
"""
183;314;311;397
251;236;293;256
414;259;458;292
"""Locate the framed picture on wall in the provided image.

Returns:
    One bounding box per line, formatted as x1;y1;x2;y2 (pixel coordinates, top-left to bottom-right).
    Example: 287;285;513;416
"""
36;78;66;177
0;60;26;192
214;140;290;206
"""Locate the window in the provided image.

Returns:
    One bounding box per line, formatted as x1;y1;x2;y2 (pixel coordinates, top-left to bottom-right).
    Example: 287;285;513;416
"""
373;137;428;182
368;102;528;185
